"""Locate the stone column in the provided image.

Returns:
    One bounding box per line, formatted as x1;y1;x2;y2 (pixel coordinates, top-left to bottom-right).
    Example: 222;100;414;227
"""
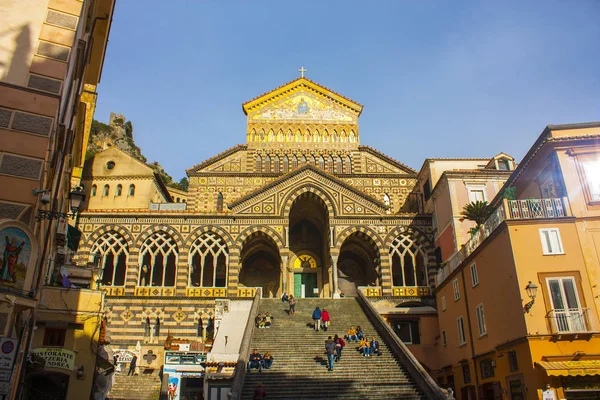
331;255;339;299
281;255;288;293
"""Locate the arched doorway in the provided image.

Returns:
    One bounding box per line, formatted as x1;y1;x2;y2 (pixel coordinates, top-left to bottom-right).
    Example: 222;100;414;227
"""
239;232;281;298
338;232;380;296
288;192;330;298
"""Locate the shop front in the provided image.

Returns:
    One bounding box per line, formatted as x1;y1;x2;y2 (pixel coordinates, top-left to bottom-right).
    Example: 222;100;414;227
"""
537;361;600;400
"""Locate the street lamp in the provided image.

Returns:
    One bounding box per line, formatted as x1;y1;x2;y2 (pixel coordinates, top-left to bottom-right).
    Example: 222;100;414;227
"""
524;281;538;313
36;186;87;221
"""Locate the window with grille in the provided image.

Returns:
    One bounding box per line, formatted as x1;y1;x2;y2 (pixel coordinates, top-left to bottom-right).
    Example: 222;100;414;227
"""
291;155;298;169
283;155;289;172
189;232;228;287
43;327;66;347
539;228;564;255
265;155;271;172
139;231;178;287
273;155;280;173
255;155;262;172
90;231;129;286
393;320;420;344
344;156;352;174
318;155;325;170
390;234;428;287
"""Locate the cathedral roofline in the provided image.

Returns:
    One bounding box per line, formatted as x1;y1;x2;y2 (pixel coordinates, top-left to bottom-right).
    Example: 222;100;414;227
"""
242;77;363;116
227;163;389;210
186;144;247;175
358;146;417;174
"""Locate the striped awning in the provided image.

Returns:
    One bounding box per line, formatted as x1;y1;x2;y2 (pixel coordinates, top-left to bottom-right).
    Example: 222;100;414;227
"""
537;360;600;376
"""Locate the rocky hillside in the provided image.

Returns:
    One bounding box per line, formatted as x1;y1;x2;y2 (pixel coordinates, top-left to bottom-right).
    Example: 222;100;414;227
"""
87;113;187;190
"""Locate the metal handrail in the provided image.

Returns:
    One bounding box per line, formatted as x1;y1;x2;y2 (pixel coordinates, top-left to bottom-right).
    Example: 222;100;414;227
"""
547;308;590;333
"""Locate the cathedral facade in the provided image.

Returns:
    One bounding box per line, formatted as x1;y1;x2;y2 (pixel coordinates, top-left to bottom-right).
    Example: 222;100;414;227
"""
75;77;435;345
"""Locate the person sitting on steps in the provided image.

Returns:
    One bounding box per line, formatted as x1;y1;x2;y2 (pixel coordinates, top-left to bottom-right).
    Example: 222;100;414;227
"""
263;352;274;369
356;325;365;340
370;337;382;356
281;292;289;303
255;314;263;328
264;312;273;328
247;349;263;372
346;326;358;342
359;337;371;357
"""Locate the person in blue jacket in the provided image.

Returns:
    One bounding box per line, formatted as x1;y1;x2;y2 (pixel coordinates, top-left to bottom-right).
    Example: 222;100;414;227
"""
312;307;322;331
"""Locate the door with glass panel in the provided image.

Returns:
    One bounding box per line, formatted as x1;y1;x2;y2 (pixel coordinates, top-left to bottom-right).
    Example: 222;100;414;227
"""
547;277;586;332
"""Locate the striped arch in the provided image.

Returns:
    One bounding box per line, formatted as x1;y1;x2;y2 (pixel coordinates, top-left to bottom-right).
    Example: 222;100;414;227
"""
80;224;135;260
184;225;234;250
333;225;384;254
234;225;284;250
134;224;184;251
384;227;436;288
280;184;338;217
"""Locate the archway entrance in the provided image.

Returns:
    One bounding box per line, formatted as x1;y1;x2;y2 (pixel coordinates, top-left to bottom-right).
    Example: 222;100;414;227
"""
239;232;281;298
338;232;380;296
288;192;330;298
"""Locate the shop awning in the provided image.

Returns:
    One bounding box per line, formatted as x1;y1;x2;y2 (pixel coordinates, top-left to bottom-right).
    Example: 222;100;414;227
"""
537;360;600;376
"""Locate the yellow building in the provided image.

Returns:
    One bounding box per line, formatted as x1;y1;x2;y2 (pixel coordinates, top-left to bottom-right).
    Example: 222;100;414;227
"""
0;0;115;399
433;122;600;399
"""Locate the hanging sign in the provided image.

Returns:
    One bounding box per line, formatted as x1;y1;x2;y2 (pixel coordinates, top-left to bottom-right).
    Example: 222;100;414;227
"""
31;348;76;371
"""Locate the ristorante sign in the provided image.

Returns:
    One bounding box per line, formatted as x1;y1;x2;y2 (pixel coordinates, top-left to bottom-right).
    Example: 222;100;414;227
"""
32;348;76;371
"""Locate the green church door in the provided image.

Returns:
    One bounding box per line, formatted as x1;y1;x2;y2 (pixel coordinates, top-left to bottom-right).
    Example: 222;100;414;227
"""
294;273;317;298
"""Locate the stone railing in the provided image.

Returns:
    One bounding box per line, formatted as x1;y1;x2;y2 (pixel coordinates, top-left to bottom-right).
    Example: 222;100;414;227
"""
392;286;431;297
229;290;261;400
437;197;569;286
186;287;227;297
101;286;124;296
356;290;447;399
236;287;262;298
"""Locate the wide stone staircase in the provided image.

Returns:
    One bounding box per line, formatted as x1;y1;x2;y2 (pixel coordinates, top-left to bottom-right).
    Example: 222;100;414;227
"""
241;298;426;399
107;373;161;400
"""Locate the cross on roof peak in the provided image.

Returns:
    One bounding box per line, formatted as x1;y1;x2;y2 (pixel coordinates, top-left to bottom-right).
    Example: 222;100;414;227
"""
298;66;307;78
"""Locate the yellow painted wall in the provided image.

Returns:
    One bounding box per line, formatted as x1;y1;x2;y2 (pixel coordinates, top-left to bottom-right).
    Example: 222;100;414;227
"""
32;288;104;400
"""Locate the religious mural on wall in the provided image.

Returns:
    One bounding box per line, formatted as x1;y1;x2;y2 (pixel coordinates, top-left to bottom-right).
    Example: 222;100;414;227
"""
0;226;31;289
251;92;356;122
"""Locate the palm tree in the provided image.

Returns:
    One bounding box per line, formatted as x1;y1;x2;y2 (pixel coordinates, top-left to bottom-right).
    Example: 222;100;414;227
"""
460;201;493;234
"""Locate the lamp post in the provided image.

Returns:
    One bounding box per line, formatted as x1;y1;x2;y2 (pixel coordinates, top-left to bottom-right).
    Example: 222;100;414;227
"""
524;281;538;313
36;186;86;221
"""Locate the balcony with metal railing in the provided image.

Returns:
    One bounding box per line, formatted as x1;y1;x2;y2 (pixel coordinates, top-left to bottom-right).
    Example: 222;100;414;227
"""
548;308;591;334
436;197;569;286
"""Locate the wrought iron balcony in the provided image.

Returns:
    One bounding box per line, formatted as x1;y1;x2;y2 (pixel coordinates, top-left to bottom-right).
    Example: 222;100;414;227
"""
436;197;569;286
548;308;591;334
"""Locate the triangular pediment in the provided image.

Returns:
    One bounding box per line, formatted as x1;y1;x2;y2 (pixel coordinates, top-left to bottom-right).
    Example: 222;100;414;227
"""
228;164;388;216
186;145;247;175
242;78;363;123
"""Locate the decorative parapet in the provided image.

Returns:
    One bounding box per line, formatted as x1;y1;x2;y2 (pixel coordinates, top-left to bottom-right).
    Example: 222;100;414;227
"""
186;287;227;297
134;286;176;296
101;286;124;296
360;286;382;297
237;287;261;298
392;286;431;297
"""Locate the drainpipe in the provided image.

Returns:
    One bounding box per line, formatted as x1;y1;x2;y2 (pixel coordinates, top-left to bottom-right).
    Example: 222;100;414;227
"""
460;268;480;400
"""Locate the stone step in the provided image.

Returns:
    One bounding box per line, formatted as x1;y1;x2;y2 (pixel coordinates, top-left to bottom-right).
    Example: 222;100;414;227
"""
108;374;161;400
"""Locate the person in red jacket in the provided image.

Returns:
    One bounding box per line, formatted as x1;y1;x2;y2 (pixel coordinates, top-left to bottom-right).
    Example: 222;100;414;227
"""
321;309;330;331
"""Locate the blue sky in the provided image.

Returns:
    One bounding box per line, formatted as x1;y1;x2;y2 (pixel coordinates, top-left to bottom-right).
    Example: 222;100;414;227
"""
95;1;600;180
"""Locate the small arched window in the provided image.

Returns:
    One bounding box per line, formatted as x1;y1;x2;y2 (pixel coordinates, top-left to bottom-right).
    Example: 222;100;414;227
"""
344;156;352;174
103;184;109;196
129;184;135;196
326;156;333;173
318;155;325;170
332;131;338;142
216;192;223;212
116;184;122;196
265;155;271;172
291;155;298;169
256;154;262;172
335;156;343;174
273;155;280;173
91;185;97;196
283;155;289;173
301;155;307;164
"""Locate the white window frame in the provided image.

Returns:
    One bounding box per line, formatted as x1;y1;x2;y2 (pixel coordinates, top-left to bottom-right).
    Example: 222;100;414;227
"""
470;263;479;287
442;330;447;346
453;279;460;301
539;228;564;255
466;184;487;203
441;296;446;311
457;316;466;346
476;303;487;337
